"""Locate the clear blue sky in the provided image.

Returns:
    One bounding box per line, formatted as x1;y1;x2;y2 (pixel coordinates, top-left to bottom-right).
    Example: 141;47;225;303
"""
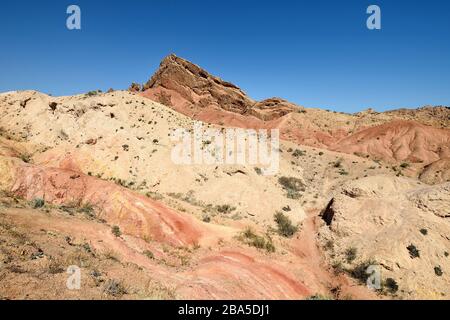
1;0;449;112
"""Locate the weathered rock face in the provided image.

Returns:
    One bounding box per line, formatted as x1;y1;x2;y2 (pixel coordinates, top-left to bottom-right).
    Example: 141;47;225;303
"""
318;175;450;299
419;158;450;185
330;120;450;164
143;54;254;114
141;54;295;121
250;98;297;121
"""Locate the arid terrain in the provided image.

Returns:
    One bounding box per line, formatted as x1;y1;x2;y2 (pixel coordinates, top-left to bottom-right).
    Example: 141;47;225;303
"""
0;54;449;300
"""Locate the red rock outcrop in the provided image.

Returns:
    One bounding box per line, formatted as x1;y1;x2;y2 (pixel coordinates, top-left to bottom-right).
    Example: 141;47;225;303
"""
330;120;450;163
419;158;450;185
141;54;296;121
0;155;223;247
140;54;450;166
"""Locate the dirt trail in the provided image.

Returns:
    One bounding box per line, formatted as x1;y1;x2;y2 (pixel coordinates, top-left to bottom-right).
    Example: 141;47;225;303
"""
290;209;380;299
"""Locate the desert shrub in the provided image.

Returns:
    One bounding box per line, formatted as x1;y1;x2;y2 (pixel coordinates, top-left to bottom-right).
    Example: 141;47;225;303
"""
254;167;262;175
202;215;211;223
20;153;32;163
79;203;95;218
345;247;358;263
324;240;334;251
278;176;305;199
407;244;420;258
86;90;98;97
292;149;305;157
419;228;428;235
333;159;343;168
145;191;163;200
215;204;236;214
239;228;275;253
332;261;345;275
383;278;399;294
31;198;45;209
338;169;349;176
274;211;298;238
305;294;332;300
103;279;127;297
143;250;154;259
400;162;409;169
48;258;65;274
434;266;443;276
111;225;121;237
348;259;377;283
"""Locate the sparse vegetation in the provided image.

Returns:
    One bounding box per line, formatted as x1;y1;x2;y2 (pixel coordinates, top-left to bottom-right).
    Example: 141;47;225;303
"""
111;225;122;237
79;203;95;218
332;261;345;275
47;258;65;274
345;247;358;263
278;176;305;199
86;90;99;97
332;159;343;168
145;191;164;200
292;149;305;157
143;250;155;259
215;204;236;214
239;227;275;253
31;198;45;209
383;278;399;294
407;244;420;259
348;259;377;283
20;153;32;163
434;266;443;276
305;294;332;300
274;211;298;238
400;162;410;169
103;279;127;297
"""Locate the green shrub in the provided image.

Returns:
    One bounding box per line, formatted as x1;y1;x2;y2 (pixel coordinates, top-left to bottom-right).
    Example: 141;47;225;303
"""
333;159;342;168
20;153;32;163
348;259;377;283
32;198;45;209
103;279;127;297
86;90;99;97
274;211;298;238
292;149;305;157
143;250;154;259
111;225;121;237
383;278;399;294
79;203;95;218
305;294;332;300
278;176;305;199
215;204;236;214
434;266;443;276
407;244;420;258
345;247;358;263
239;228;275;253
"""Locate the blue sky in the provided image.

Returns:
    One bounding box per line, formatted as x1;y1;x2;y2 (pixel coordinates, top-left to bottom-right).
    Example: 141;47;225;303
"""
0;0;449;113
